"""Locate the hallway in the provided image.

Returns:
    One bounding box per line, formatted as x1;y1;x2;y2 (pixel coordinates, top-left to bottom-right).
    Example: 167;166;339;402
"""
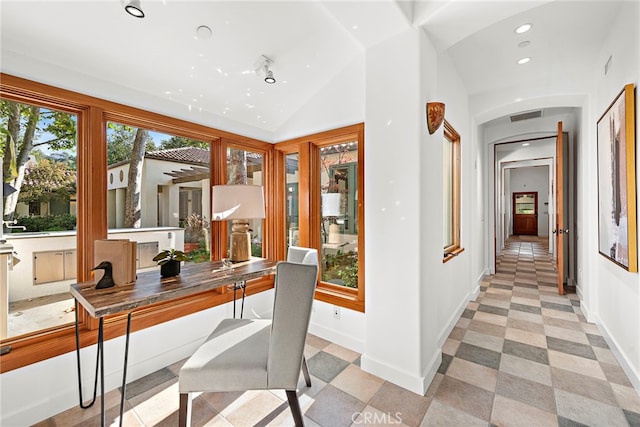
39;237;640;426
432;236;639;425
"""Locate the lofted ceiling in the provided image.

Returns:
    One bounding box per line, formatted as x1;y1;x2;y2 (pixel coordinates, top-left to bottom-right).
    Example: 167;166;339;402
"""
0;1;624;141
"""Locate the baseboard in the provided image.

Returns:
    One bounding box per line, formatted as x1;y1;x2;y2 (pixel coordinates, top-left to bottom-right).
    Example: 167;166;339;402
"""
360;353;428;395
594;316;640;393
308;322;365;354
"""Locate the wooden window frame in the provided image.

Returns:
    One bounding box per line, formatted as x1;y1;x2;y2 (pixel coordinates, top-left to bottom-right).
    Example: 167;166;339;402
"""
0;74;275;372
443;119;464;263
275;124;365;312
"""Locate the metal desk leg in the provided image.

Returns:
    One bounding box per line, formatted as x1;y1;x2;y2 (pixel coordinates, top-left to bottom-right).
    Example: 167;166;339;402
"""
232;281;246;319
75;299;133;427
74;299;101;410
119;312;133;427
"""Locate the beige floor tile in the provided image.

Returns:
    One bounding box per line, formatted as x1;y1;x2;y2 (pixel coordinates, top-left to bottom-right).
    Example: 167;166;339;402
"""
332;364;385;403
581;322;601;335
432;376;494;421
555;389;629;427
508;309;544;324
593;346;619;365
491;394;558;427
543;316;583;331
511;296;542;307
467;319;506;338
467;301;480;310
473;311;508;327
446;357;498;392
420;400;487;427
351;405;409;427
610;382;640;413
441;338;460;356
324;343;360;363
486;287;513;297
220;390;285;426
455;317;471;329
129;381;180;426
499;353;552;386
505;327;548;349
548;350;607;381
507;317;545;335
462;329;504;353
541;307;579;322
543;324;589;344
551;367;618;406
481;297;511;309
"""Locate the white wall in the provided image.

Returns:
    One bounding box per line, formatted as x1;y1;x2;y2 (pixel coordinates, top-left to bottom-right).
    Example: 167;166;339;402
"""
590;1;640;391
362;28;425;393
275;54;365;142
423;31;474;390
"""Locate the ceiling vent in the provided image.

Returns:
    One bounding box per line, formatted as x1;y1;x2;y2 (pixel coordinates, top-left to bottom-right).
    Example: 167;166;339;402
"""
510;110;543;123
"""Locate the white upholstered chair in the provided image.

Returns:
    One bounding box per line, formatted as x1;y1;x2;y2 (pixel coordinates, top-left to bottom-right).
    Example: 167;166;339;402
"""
287;245;319;267
178;260;319;427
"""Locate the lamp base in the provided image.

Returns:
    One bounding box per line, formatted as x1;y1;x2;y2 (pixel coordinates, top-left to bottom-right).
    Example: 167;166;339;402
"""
230;220;251;262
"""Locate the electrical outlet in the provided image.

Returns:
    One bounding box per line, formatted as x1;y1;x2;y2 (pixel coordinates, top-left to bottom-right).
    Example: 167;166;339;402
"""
332;306;340;319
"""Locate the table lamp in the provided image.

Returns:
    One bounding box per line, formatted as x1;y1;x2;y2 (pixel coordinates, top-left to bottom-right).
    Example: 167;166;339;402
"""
212;184;265;262
322;192;341;244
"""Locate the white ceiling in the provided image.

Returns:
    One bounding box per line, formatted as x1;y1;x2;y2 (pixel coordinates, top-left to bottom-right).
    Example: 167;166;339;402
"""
0;1;624;141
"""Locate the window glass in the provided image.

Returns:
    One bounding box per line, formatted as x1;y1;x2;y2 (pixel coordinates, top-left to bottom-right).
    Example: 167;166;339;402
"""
443;120;461;257
106;123;211;264
319;141;358;288
1;99;78;339
286;153;300;247
226;147;264;257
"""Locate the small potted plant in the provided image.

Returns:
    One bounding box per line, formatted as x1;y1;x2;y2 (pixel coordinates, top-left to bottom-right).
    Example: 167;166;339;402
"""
153;248;188;278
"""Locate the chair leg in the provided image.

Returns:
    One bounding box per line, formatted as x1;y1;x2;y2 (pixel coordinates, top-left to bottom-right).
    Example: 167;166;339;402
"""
286;390;305;427
178;392;192;427
301;356;312;387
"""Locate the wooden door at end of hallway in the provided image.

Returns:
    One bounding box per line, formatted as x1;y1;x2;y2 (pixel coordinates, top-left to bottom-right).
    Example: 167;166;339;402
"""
513;192;538;235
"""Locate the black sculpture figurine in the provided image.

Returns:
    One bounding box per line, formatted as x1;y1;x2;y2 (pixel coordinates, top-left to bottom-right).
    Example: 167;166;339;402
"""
92;260;115;289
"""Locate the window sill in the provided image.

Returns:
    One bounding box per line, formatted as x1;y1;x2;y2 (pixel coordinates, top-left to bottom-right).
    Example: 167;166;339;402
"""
315;284;364;312
443;247;465;263
0;276;274;373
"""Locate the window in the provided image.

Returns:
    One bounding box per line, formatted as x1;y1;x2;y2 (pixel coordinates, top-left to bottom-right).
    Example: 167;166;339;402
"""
0;98;78;339
0;75;274;372
275;124;365;312
443;120;463;262
225;146;264;258
106;123;211;262
319;142;359;289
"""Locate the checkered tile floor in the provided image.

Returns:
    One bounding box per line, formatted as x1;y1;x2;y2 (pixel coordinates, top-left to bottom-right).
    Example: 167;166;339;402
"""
40;237;640;426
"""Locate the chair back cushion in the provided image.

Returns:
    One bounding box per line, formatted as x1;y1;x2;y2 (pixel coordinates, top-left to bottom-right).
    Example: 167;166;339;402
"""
287;246;319;266
267;261;318;389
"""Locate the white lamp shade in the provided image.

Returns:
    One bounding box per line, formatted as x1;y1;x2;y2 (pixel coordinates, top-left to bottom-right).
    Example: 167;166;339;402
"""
322;193;341;217
212;184;265;220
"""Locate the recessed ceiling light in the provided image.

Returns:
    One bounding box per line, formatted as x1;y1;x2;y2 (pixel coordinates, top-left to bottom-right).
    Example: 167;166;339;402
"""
515;23;532;34
518;40;531;48
517;57;531;65
522;143;530;147
196;25;212;39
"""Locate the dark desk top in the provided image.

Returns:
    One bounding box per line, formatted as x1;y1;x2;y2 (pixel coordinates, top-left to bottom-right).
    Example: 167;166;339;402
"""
70;259;278;318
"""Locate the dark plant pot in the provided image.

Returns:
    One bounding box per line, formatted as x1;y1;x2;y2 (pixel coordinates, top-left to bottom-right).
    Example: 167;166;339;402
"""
161;260;181;278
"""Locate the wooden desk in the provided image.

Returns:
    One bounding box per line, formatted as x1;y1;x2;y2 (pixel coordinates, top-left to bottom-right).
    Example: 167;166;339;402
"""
71;258;277;317
71;258;277;427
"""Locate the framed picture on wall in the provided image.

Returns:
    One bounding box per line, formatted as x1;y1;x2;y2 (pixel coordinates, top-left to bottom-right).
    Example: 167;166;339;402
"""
597;83;637;272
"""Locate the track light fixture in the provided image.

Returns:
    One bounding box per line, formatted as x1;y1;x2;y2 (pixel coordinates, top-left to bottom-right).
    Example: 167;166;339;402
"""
264;70;276;84
255;55;276;84
124;0;145;18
